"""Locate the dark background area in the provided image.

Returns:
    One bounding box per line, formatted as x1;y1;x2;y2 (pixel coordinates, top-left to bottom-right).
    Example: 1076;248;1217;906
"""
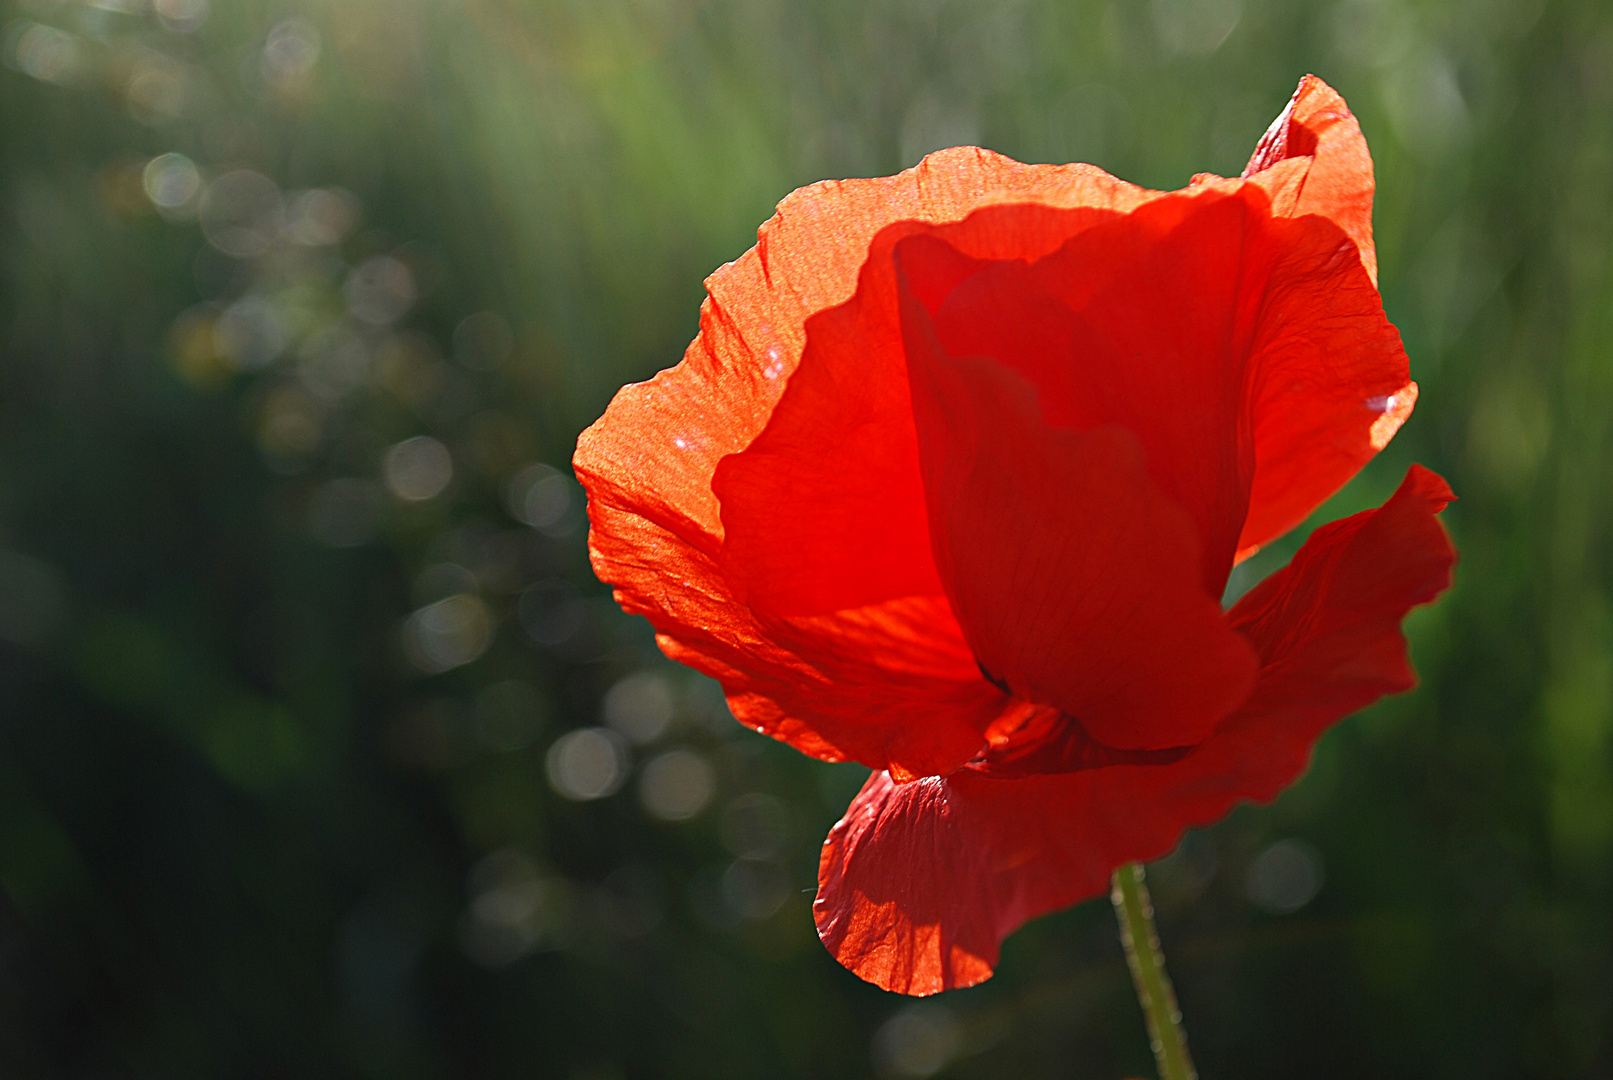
0;0;1609;1076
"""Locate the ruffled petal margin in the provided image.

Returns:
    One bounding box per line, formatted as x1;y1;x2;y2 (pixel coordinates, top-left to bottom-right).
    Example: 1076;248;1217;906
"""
1242;73;1380;286
1231;74;1415;554
814;466;1455;995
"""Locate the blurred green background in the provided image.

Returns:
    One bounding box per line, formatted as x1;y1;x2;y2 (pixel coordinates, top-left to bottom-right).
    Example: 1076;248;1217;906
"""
0;0;1607;1076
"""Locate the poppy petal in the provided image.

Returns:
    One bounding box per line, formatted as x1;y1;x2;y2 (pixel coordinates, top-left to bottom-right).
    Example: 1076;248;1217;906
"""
814;466;1455;994
912;184;1402;595
714;174;1160;618
899;264;1262;751
721;596;1009;782
813;771;1001;995
1231;75;1417;553
1232;213;1415;557
593;502;1005;778
1243;74;1379;284
577;153;1161;774
1227;463;1455;681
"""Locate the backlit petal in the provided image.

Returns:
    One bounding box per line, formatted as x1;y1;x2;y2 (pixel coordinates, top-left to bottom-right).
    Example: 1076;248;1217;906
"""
577;153;1164;774
591;500;1005;777
1243;74;1379;284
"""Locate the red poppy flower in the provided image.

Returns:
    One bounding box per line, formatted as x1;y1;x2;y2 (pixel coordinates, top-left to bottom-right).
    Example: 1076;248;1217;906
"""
574;75;1456;995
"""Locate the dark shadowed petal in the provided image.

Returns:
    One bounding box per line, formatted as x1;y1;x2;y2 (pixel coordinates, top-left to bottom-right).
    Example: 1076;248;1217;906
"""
714;185;1161;619
815;466;1455;994
917;193;1231;592
912;184;1411;599
900;266;1260;750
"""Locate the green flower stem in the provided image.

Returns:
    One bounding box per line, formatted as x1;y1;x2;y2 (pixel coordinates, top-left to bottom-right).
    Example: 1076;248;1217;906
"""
1111;862;1197;1080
